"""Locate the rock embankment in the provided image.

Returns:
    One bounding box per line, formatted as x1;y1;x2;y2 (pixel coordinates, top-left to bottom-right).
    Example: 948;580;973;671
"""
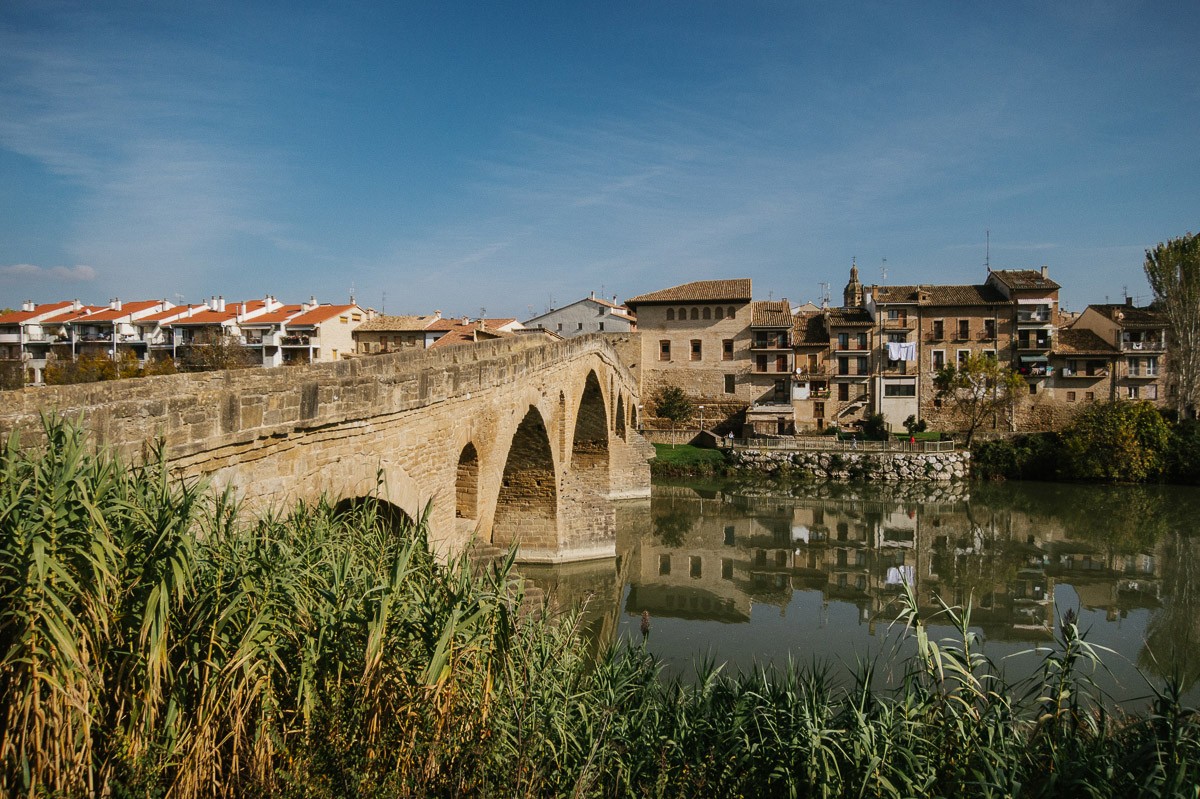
727;448;970;482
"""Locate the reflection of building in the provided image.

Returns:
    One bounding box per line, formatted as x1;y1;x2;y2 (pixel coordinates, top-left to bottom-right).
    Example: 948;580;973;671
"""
618;483;1182;642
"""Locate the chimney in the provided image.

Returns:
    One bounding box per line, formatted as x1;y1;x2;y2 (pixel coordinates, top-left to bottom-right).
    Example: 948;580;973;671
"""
433;310;441;320
72;299;81;312
113;298;122;312
1125;296;1134;308
461;315;470;326
216;296;225;312
1040;265;1048;279
22;300;34;312
309;295;317;310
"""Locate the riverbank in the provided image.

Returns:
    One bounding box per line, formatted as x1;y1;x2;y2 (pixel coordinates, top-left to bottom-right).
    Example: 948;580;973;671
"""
650;442;970;482
4;423;1198;798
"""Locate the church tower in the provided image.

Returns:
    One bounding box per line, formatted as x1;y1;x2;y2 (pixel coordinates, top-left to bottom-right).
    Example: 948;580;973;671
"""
843;261;863;308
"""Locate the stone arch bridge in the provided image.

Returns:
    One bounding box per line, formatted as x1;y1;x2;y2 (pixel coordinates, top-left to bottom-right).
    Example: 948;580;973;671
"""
0;334;653;562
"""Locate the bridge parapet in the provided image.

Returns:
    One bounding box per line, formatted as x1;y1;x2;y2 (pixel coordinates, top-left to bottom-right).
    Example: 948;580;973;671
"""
0;334;651;563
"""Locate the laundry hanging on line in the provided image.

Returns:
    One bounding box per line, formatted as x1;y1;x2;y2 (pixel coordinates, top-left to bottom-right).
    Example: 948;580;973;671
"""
887;341;917;361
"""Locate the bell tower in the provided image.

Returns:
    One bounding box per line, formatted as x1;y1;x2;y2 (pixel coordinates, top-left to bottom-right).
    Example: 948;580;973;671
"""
843;260;863;308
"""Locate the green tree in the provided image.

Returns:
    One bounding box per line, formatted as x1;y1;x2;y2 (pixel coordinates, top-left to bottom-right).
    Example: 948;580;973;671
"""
652;385;693;446
933;353;1023;446
1144;232;1200;417
861;413;889;441
1061;400;1171;482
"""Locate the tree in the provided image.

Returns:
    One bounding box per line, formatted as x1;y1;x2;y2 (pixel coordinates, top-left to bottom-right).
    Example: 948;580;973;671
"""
903;414;927;436
178;330;256;372
1061;399;1170;482
933;353;1023;446
652;386;693;446
1144;232;1200;417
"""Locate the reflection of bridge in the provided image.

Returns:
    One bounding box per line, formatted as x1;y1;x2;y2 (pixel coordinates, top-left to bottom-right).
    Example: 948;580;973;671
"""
0;335;653;562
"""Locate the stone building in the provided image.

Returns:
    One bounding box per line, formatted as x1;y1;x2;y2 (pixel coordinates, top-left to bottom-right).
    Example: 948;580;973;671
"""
1070;300;1169;407
624;279;754;428
354;312;522;354
522;292;637;337
744;300;795;435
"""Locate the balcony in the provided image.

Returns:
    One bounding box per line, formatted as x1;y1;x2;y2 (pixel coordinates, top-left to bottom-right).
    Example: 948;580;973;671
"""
1017;337;1052;351
1058;368;1109;379
1126;370;1160;380
281;335;312;346
832;342;869;352
752;365;792;375
1122;336;1164;352
1017;310;1053;325
751;341;791;351
881;317;913;330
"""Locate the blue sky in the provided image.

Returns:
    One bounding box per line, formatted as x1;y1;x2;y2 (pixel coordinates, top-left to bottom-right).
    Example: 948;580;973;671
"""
2;1;1198;317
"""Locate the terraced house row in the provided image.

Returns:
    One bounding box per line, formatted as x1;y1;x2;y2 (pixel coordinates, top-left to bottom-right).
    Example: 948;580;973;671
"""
627;266;1169;436
0;295;368;382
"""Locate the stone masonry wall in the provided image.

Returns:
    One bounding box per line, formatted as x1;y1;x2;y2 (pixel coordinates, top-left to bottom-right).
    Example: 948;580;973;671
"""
728;447;970;482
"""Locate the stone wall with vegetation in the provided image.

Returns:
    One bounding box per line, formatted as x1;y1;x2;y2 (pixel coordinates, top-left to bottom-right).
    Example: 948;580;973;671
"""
728;446;970;482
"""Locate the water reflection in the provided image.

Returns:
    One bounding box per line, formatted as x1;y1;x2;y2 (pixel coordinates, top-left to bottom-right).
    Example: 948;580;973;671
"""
522;481;1200;701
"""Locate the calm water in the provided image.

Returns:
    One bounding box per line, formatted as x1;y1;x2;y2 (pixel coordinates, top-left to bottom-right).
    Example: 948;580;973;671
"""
521;479;1200;707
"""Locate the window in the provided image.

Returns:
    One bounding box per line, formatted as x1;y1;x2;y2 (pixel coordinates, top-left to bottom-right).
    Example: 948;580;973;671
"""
856;332;867;349
703;307;711;320
598;322;604;331
838;356;849;375
775;354;788;372
856;356;868;374
1029;383;1038;395
838;332;849;349
756;353;768;372
721;558;734;580
658;555;671;576
690;340;702;360
984;350;997;361
557;323;562;331
715;306;724;320
838;383;850;401
666;308;675;321
1146;384;1158;400
339;316;348;323
678;307;686;320
727;306;735;318
958;319;970;339
814;401;825;417
659;340;671;360
1127;385;1140;399
352;313;362;322
984;319;995;339
932;350;945;370
1067;391;1077;402
884;383;916;397
724;374;735;393
690;556;702;579
577;322;583;330
1085;391;1095;402
690;308;699;320
724;525;735;546
723;339;734;360
957;350;970;366
932;319;944;340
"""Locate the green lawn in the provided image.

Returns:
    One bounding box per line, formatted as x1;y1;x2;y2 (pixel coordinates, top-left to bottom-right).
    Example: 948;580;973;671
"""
652;443;728;466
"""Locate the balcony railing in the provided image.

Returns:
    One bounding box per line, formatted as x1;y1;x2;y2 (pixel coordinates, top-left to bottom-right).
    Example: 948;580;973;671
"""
1017;339;1052;350
1122;338;1164;351
881;318;913;329
832;343;869;351
1126;370;1160;379
1059;368;1109;379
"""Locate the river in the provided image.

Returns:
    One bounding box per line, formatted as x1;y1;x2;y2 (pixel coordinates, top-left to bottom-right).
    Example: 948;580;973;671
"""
520;479;1200;707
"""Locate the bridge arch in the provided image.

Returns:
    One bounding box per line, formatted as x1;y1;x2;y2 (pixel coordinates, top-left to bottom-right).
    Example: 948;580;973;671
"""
616;394;626;440
492;405;557;549
455;442;480;536
571;370;610;478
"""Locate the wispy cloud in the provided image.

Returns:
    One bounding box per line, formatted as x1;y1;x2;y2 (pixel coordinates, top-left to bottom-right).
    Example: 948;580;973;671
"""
0;263;96;282
0;6;306;293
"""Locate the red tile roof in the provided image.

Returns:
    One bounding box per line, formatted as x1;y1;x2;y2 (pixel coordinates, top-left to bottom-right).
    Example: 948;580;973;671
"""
286;304;362;326
989;269;1061;291
626;279;752;306
1089;304;1166;329
39;305;106;324
76;300;163;322
240;305;304;325
1053;328;1118;356
0;301;73;324
137;304;206;323
751;300;792;327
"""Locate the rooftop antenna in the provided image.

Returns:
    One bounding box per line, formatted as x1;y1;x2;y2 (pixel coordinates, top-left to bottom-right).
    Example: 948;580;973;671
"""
349;281;356;305
1122;285;1129;302
985;229;991;272
880;258;888;285
819;281;830;307
381;291;386;314
479;307;486;319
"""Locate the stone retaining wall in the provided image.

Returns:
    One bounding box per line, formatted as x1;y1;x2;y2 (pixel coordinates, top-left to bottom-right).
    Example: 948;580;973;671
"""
728;447;970;482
